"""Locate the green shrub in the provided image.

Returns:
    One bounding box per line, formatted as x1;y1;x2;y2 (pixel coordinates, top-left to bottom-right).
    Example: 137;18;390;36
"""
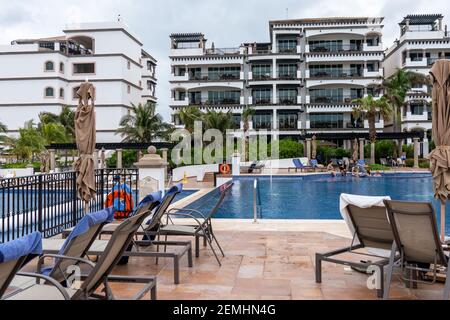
106;150;138;168
270;139;304;159
419;159;430;169
368;164;391;171
405;159;414;167
402;145;414;158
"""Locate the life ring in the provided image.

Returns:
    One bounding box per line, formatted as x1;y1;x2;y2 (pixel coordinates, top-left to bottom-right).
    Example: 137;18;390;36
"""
219;164;231;175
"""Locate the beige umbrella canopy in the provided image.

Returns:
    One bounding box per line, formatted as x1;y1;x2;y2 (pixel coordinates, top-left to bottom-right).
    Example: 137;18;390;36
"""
352;138;359;162
429;60;450;240
311;135;317;159
74;82;97;213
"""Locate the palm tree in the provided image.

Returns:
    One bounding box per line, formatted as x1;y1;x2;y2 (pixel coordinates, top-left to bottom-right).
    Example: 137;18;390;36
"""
241;107;255;161
0;121;6;134
39;106;76;141
202;109;233;134
352;95;392;164
383;69;429;132
13;120;47;161
178;106;203;133
116;102;173;143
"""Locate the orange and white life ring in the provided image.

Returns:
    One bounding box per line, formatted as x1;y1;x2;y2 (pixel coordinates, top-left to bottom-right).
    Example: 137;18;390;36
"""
219;164;231;175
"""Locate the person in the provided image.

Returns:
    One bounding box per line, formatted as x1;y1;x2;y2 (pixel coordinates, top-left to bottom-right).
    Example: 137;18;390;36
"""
338;160;347;176
327;160;336;177
352;165;360;177
373;170;382;177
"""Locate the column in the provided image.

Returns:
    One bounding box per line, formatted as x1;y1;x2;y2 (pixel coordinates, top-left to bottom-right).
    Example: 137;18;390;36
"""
359;138;365;161
49;149;56;171
398;139;403;159
134;146;168;199
306;138;312;160
272;109;277;130
232;153;241;176
93;149;99;170
413;138;420;168
116;149;123;169
423;136;430;159
272;84;277;104
161;148;169;181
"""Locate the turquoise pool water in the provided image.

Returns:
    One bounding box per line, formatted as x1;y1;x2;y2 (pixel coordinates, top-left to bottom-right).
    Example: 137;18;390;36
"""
185;173;450;233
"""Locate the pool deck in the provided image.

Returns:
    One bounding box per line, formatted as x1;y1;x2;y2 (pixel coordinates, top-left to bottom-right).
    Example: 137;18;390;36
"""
19;219;444;300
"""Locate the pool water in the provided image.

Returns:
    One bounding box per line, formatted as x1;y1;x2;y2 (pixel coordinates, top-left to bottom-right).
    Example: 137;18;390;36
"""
172;189;198;203
185;173;450;233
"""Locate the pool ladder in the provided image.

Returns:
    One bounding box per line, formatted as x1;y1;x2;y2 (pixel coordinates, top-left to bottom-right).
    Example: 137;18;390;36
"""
253;179;262;223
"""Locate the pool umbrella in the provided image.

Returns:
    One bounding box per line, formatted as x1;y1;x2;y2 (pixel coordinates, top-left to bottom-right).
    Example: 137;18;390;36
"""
429;60;450;241
311;135;317;159
352;138;359;162
73;82;97;213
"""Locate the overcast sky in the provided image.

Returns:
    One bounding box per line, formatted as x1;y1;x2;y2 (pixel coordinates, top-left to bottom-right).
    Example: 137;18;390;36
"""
0;0;449;121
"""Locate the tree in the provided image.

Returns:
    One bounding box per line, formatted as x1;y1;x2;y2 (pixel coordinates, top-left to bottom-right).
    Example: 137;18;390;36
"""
39;106;76;141
178;106;203;133
13;120;46;161
383;69;429;132
116;102;173;143
352;95;392;164
202;109;233;134
0;121;7;144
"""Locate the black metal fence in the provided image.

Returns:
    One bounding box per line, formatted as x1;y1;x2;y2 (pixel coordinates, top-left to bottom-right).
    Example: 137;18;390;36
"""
0;169;139;243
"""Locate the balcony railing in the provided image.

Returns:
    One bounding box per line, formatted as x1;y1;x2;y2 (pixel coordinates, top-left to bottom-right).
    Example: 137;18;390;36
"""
189;73;240;81
277;47;298;54
278;123;299;131
253;74;273;80
277;97;298;105
277;73;299;80
205;47;241;55
310;69;363;78
253;98;273;105
310;96;361;104
427;58;439;66
190;98;241;106
309;44;363;53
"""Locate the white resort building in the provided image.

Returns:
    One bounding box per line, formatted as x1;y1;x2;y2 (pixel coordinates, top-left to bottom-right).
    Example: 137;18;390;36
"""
169;17;384;148
0;21;157;143
384;14;450;149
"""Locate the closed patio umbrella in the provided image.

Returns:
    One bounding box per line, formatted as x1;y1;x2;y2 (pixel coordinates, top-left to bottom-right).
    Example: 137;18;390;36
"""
311;135;317;159
74;82;97;213
352;138;359;162
429;60;450;241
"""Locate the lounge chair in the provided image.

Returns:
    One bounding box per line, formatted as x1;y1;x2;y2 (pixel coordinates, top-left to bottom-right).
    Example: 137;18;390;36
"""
153;182;233;266
242;161;265;174
288;158;314;173
50;187;193;284
0;232;44;299
316;194;395;298
309;159;327;172
4;211;157;300
383;200;449;300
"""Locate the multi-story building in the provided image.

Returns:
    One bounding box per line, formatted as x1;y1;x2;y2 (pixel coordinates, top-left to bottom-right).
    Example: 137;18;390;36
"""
0;20;157;143
169;17;385;147
384;14;449;147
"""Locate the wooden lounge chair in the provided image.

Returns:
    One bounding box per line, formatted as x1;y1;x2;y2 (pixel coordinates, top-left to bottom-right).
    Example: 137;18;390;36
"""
4;211;157;300
383;200;449;300
316;194;396;298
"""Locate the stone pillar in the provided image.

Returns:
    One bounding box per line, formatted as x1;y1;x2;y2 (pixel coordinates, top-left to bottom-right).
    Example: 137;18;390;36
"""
359;139;365;161
93;149;99;170
49;149;56;171
413;138;420;168
161;148;169;181
398;139;403;159
232;153;241;176
116;149;123;169
306;138;312;160
423;137;429;159
272;109;277;130
134;146;168;199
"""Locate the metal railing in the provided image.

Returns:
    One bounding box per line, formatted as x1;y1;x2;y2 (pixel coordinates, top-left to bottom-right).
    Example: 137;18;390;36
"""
189;73;240;81
205;47;241;55
309;44;363;53
190;98;242;106
310;96;362;104
0;168;139;243
310;69;363;78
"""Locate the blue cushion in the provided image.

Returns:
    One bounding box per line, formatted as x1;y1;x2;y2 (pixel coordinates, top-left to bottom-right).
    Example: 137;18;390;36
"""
0;232;43;264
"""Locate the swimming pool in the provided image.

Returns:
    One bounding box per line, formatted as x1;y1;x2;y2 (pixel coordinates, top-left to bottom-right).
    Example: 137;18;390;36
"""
185;173;450;233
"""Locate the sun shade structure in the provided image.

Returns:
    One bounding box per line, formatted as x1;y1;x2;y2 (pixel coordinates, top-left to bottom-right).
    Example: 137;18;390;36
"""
311;135;317;160
429;60;450;241
352;138;359;162
74;82;97;213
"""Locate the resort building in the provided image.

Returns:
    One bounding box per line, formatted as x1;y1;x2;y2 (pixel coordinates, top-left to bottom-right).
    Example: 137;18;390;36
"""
384;14;450;150
0;20;157;143
169;17;384;148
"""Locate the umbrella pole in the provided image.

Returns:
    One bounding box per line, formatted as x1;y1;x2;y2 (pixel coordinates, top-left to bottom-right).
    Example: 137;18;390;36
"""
84;201;89;214
442;202;446;242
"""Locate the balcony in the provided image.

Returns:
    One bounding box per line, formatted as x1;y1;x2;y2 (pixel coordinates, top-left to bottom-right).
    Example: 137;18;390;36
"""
252;74;273;81
276;72;301;80
309;95;361;104
306;44;363;54
170;73;189;82
253;98;273;106
309;69;363;79
363;68;384;78
363;43;383;52
276;45;301;55
189;98;242;106
171;97;189;107
278;123;299;131
205;47;241;55
403;58;428;68
189;72;243;81
276;97;298;105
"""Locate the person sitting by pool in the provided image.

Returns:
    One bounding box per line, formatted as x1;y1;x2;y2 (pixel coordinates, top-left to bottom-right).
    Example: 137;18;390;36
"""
372;170;382;177
338;160;347;176
327;160;336;177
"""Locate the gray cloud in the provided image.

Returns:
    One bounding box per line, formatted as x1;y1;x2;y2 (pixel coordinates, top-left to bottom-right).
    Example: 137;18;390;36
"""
0;0;449;121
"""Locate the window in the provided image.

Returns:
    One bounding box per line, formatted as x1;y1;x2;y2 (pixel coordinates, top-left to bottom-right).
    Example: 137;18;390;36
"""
59;88;64;98
252;64;272;79
310;113;344;129
309;40;343;52
73;63;95;74
73;86;80;99
232;114;241;129
278;89;297;104
411;104;424;115
127;85;131;94
310;88;343;103
278;64;297;78
59;62;64;73
277;39;297;53
147;61;152;71
310;64;343;77
45;61;54;72
208;67;240;80
278;113;298;130
253;113;272;130
45;87;54;97
176;41;200;49
207;91;240;104
127;61;131;70
253;88;272;104
147;81;152;90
